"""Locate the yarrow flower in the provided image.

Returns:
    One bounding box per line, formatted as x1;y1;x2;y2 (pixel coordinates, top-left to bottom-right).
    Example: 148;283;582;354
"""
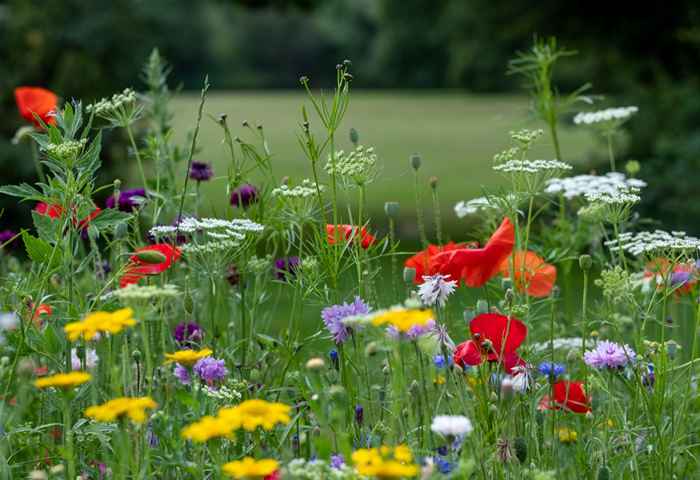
34;371;91;390
493;159;573;174
573;106;638;125
189;161;214;181
417;274;457;307
321;296;371;344
104;283;180;301
584;340;636;369
84;396;157;424
430;415;474;438
64;308;137;342
271;179;324;198
221;457;279;479
325;145;378;186
545;172;647;200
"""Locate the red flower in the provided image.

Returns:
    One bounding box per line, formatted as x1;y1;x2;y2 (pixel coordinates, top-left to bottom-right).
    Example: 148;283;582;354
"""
120;244;182;288
32;303;52;328
453;313;527;373
34;202;64;219
264;471;281;480
539;380;591;414
14;87;58;127
404;241;472;284
326;224;375;249
430;217;515;288
500;251;557;297
77;207;102;233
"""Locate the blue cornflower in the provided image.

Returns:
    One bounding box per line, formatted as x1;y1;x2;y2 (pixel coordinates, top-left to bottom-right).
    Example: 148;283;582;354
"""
538;361;565;378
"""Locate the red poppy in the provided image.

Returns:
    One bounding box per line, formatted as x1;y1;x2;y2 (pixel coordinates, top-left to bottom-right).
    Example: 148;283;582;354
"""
500;251;557;297
34;202;64;219
326;224;376;249
32;303;52;328
120;243;182;288
77;207;102;231
404;241;472;284
14;87;58;127
430;217;515;288
265;471;281;480
453;313;527;373
539;380;591;414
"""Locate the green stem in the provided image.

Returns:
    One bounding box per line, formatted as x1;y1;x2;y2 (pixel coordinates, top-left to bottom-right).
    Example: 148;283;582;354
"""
126;124;148;190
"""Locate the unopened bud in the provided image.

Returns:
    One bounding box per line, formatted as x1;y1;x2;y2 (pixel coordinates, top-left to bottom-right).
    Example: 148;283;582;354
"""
132;350;141;361
365;342;378;357
551;285;560;299
403;267;416;284
410;153;421;171
429;176;438;189
579;254;592;271
349;128;359;145
463;308;475;323
134;250;167;264
625;160;640;176
305;357;325;370
476;299;489;315
384;201;400;218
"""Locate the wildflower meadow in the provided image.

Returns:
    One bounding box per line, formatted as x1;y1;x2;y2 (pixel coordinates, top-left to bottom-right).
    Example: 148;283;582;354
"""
2;39;700;479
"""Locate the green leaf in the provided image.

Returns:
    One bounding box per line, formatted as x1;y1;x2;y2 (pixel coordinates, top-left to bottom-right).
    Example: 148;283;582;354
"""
22;232;61;268
0;183;43;200
90;209;132;232
31;211;60;243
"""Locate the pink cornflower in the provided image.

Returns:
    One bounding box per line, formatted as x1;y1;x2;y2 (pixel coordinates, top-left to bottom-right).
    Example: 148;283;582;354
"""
584;340;636;369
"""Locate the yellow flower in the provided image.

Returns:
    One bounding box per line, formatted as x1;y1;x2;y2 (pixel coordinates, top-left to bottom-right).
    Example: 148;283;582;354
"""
222;457;279;479
34;371;91;389
219;399;291;431
558;427;578;444
64;308;136;342
434;374;446;385
163;348;213;366
84;396;157;424
181;416;235;442
371;308;433;333
352;445;419;478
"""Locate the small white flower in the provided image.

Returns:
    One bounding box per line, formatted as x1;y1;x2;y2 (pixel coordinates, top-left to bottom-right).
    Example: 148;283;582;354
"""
531;337;584;353
605;230;700;256
454;197;493;218
418;274;457;307
493;159;573;174
546;172;647;200
71;348;99;370
573;106;638;125
430;415;473;437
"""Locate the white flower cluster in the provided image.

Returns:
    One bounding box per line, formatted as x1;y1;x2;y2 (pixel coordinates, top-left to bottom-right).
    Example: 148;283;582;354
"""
430;415;473;437
605;230;700;257
510;128;544;145
150;217;263;241
530;337;584;353
104;283;179;300
271;179;324;199
44;138;87;160
493;159;573;174
200;384;243;402
286;459;356;479
584;187;641;205
325;145;377;182
454;197;493;218
180;239;241;255
417;274;457;307
573;106;638;125
545;172;647;200
86;88;137;116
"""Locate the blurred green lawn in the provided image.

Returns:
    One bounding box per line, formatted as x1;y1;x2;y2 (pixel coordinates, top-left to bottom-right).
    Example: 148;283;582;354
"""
171;91;595;234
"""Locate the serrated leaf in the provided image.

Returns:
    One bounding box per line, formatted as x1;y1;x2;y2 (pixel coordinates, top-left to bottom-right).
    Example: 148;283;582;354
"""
22;232;61;268
31;211;60;243
90;209;132;232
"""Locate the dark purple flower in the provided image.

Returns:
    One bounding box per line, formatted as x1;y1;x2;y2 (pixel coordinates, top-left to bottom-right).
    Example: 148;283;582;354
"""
226;265;240;286
274;256;300;280
106;188;146;211
230;184;258;208
174;322;203;347
329;349;339;369
148;428;159;447
321;296;370;344
0;230;17;248
189;161;214;182
193;357;228;384
354;404;364;425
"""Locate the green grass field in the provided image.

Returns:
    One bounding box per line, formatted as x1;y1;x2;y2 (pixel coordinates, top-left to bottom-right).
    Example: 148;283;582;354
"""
171;91;597;232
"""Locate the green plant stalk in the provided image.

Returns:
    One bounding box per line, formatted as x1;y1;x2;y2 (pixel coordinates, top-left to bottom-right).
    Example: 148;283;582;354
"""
414;170;428;248
431;186;443;245
63;395;76;480
126;124;148;192
606;132;616;172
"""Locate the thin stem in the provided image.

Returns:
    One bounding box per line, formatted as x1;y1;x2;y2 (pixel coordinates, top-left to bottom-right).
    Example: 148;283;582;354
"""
126;124;148;190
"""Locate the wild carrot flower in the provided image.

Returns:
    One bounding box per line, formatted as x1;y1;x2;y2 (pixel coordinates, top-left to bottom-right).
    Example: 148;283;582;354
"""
14;87;57;127
189;161;214;181
105;188;146;211
221;458;279;479
64;308;137;341
583;341;636;369
34;371;91;389
351;445;418;478
417;274;457;307
230;184;258;208
84;397;157;423
163;348;213;366
321;296;371;343
430;415;473;437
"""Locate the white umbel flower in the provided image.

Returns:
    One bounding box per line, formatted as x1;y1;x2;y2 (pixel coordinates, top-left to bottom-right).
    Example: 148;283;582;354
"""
454;197;493;218
493;159;572;174
272;179;324;198
430;415;473;437
573;106;638;125
418;274;457;307
546;172;647;200
605;230;700;257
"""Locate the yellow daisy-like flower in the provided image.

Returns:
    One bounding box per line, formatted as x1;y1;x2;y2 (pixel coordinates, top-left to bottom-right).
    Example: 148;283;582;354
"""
64;308;136;342
558;427;578;443
84;396;157;424
163;348;213;366
219;399;291;431
181;416;235;443
221;457;279;479
34;371;91;389
352;444;418;478
371;308;433;333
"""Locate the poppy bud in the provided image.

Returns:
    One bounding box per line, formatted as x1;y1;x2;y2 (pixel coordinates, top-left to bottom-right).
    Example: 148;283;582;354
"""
501;278;512;290
579;254;592;271
403;267;416;284
409;380;420;395
217;113;228;125
384;201;400;218
625;160;640;176
113;178;121;191
349;127;359;145
476;299;489;314
329;385;346;401
410;153;421;171
504;288;514;304
134;250;168;264
132;350;141;361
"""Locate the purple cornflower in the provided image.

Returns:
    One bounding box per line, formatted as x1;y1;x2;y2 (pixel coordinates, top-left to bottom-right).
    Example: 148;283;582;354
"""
321;296;371;344
584;340;636;369
0;230;17;248
173;364;191;384
538;362;565;379
174;322;204;347
230;184;258;208
274;256;300;280
193;357;228;384
330;453;345;469
106;188;146;211
189;161;214;181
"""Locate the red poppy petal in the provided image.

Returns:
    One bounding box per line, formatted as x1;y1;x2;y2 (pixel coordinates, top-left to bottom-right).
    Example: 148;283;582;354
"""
453;340;483;367
15;87;58;127
552;381;591;414
470;313;527;357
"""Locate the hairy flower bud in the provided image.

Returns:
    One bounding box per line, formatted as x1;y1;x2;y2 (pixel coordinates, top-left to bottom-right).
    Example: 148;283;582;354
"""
579;254;592;271
349;127;359;145
410;153;422;171
384;201;400;218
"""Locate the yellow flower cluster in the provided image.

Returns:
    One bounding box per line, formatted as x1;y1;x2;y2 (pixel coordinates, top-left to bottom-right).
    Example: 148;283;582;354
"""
181;399;291;442
558;427;578;443
371;308;433;333
352;444;418;478
84;396;157;424
34;371;91;390
163;348;213;366
64;308;136;341
222;457;279;479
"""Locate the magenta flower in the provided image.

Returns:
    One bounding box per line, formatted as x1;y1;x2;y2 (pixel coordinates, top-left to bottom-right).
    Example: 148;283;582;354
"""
583;340;636;369
193;357;228;384
230;184;258;208
106;188;146;211
174;322;203;347
189;161;214;182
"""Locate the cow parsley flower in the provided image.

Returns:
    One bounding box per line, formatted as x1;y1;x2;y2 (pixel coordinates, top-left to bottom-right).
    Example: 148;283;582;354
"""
546;173;647;200
417;274;457;307
430;415;473;437
573;106;638;126
493;159;572;174
584;340;636;369
605;230;700;257
325;145;378;186
272;179;324;198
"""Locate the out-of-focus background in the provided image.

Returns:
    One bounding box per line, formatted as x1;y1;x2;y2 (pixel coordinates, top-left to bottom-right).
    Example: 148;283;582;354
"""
1;0;699;235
